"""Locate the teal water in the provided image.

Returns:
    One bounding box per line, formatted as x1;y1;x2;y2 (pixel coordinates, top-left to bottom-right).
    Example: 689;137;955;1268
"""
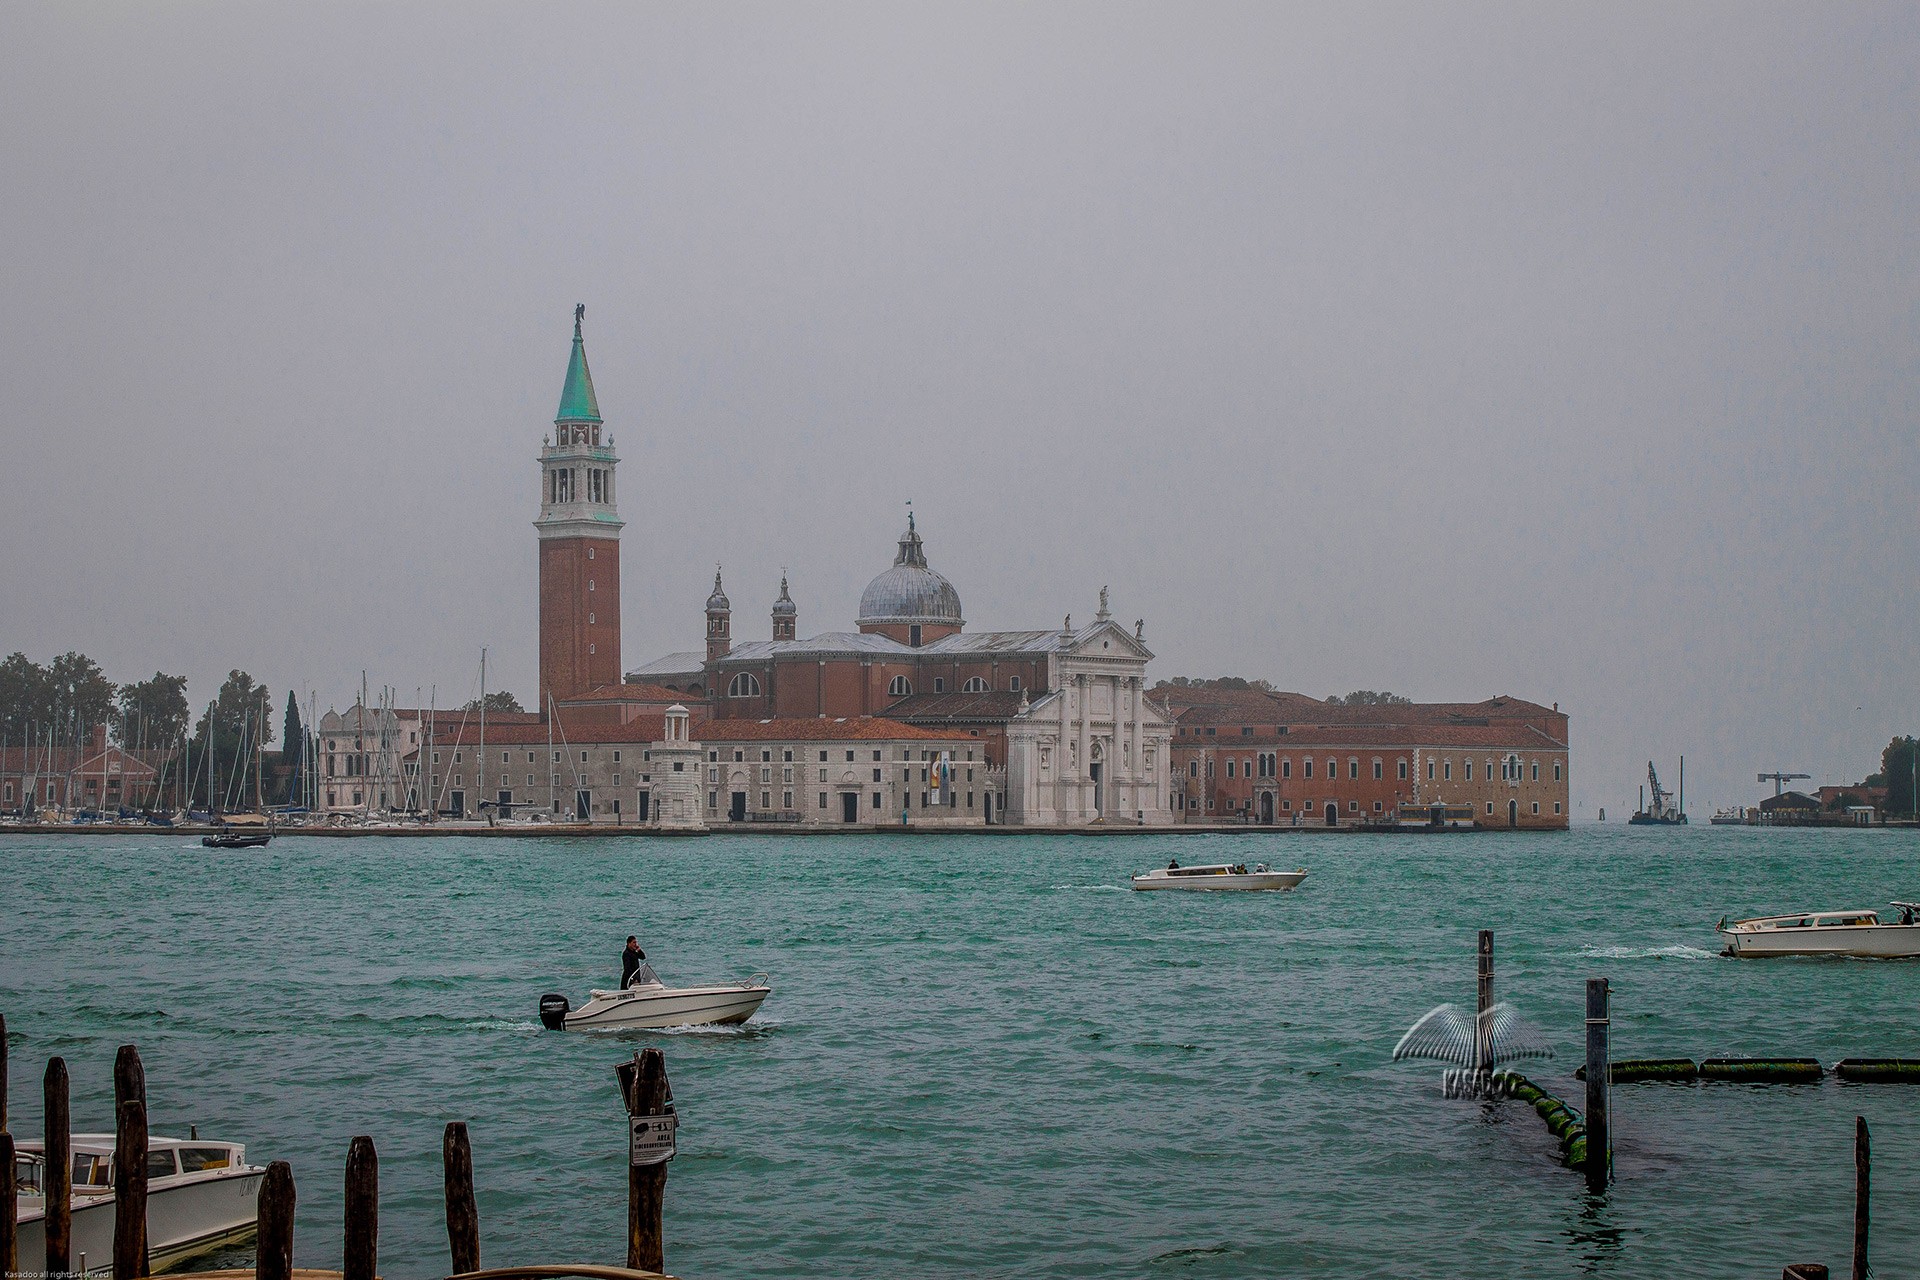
3;826;1918;1278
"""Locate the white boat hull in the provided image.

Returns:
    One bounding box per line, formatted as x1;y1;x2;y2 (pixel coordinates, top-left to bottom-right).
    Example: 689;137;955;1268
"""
16;1168;264;1275
1131;870;1307;892
1721;925;1920;958
560;983;772;1030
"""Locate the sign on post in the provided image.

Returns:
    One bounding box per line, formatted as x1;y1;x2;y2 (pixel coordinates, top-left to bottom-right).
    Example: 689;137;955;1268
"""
629;1113;677;1166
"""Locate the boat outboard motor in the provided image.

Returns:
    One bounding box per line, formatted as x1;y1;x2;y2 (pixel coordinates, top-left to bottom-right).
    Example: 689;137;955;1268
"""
538;993;571;1031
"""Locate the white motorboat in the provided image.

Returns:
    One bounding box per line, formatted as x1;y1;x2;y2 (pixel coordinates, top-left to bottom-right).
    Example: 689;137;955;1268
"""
1718;903;1920;958
1130;862;1307;892
540;962;772;1031
14;1134;265;1276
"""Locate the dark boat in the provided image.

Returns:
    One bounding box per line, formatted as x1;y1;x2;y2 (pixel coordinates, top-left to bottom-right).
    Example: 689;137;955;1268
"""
202;830;272;849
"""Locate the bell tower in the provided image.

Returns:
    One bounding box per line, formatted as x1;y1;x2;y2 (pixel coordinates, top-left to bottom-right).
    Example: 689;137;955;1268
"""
536;305;624;711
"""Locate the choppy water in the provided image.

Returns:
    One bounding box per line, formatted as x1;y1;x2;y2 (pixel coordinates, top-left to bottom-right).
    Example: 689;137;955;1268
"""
3;825;1918;1278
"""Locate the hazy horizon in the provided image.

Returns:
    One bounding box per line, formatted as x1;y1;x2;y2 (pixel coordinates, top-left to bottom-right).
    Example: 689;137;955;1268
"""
3;3;1915;816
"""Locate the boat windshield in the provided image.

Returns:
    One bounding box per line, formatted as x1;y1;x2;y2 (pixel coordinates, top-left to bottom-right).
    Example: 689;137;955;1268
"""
14;1153;42;1196
627;961;661;988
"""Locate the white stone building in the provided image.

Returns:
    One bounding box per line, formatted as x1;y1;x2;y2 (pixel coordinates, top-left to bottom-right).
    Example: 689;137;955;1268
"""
1002;605;1175;826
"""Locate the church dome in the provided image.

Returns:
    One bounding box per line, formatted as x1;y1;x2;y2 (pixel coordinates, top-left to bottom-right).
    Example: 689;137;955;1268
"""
706;568;730;613
772;574;797;617
857;515;963;627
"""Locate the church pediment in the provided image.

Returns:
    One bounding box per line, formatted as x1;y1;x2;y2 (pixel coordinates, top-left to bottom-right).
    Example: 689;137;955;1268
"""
1062;618;1153;663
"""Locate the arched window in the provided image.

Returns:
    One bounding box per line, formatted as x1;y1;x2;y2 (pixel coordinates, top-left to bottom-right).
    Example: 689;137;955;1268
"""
962;677;989;693
888;675;912;697
727;672;761;698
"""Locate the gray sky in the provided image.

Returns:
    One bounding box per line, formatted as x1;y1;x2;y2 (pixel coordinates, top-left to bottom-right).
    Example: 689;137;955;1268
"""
3;2;1915;815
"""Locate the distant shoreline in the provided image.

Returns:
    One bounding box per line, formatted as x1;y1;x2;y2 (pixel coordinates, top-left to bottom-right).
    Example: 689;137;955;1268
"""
0;820;1519;838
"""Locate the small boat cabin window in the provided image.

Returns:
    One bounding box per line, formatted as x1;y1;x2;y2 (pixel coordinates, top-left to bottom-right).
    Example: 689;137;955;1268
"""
72;1154;111;1188
147;1149;179;1178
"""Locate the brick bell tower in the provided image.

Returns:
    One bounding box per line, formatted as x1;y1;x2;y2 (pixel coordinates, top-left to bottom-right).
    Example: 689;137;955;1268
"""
536;305;624;711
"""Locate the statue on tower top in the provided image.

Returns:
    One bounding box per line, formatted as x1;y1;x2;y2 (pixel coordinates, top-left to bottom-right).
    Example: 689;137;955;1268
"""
574;302;585;333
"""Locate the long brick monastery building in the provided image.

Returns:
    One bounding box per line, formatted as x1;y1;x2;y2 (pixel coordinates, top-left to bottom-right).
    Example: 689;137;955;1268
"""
336;312;1571;829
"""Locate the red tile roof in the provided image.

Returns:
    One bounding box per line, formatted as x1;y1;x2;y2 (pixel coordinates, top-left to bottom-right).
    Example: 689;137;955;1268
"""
1172;723;1567;751
561;683;688;704
699;716;973;743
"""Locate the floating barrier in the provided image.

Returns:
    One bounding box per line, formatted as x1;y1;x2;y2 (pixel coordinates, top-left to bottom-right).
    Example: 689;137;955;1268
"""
1497;1072;1589;1169
1575;1057;1698;1083
1698;1057;1823;1083
1835;1058;1920;1082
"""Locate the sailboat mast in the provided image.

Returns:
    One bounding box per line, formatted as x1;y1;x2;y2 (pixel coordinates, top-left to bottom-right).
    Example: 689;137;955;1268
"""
478;647;487;823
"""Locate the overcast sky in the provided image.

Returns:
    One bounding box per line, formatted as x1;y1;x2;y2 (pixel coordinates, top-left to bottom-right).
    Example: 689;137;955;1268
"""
3;3;1915;815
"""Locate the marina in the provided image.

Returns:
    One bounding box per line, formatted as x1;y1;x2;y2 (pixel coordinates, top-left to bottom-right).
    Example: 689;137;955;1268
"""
4;823;1918;1277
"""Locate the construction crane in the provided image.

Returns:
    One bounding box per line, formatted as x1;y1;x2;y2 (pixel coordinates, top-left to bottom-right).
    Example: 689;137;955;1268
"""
1631;758;1688;824
1758;771;1811;797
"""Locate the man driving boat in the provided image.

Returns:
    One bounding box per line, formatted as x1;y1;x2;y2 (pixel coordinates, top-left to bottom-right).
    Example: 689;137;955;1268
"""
621;936;647;987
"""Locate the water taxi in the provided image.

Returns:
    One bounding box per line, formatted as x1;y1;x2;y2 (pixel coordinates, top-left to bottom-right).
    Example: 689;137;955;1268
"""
540;962;772;1031
1717;904;1920;957
1129;862;1307;892
14;1134;266;1275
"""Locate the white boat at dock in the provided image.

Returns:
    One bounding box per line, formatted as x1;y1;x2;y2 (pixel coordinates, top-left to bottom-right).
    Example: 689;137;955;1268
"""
14;1134;265;1276
1130;862;1307;892
1717;903;1920;958
540;962;772;1031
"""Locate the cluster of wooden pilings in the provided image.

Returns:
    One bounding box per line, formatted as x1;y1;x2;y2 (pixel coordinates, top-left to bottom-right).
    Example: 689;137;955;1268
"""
0;1019;678;1280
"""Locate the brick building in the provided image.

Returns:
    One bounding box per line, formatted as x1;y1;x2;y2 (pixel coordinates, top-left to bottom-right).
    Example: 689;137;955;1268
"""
1160;689;1570;828
628;522;1175;825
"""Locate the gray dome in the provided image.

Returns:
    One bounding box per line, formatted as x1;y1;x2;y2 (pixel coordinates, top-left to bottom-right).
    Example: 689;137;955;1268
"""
706;568;730;612
772;574;797;617
857;516;963;626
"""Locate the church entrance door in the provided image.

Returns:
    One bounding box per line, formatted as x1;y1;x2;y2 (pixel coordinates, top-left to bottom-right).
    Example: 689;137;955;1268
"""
1259;793;1274;824
841;792;859;824
636;791;650;823
1089;762;1103;816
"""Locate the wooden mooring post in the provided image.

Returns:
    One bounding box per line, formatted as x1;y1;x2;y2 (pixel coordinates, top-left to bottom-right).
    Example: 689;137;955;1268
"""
444;1121;481;1275
2;1011;10;1133
2;1130;18;1280
1583;978;1610;1193
44;1057;72;1276
344;1136;379;1280
1475;930;1495;1076
1852;1116;1869;1280
114;1044;150;1280
256;1160;295;1280
617;1049;673;1276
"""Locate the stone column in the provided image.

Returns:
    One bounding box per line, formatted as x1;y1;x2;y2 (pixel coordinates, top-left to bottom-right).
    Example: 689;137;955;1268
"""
1129;676;1144;814
1077;674;1091;819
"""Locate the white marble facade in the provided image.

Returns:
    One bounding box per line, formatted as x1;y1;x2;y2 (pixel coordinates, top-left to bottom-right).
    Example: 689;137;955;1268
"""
1003;613;1173;826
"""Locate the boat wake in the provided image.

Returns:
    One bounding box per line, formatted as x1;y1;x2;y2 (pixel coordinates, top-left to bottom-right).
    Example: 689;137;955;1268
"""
577;1019;778;1039
1052;883;1128;892
1578;944;1718;961
464;1019;544;1032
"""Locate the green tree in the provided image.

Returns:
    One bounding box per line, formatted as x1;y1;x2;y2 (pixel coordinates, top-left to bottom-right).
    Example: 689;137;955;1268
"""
118;673;190;748
190;671;273;810
281;691;306;804
1328;690;1413;706
0;652;52;743
46;652;117;742
1880;737;1917;818
465;690;524;714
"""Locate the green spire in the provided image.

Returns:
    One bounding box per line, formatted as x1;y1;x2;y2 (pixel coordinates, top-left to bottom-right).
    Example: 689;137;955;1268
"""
556;303;602;423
